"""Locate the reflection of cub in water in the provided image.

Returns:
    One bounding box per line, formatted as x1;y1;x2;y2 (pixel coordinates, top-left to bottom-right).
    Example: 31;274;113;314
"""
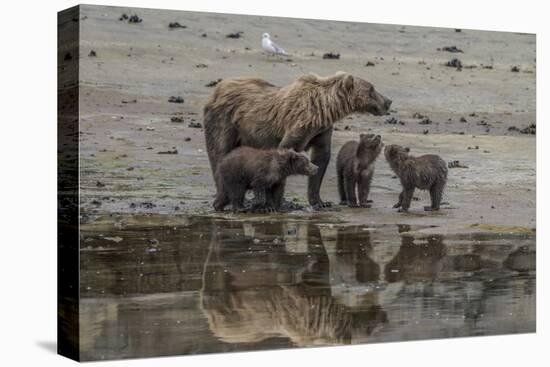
200;221;387;346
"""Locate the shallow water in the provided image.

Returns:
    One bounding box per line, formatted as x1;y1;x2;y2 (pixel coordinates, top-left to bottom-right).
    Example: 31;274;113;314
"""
79;216;535;361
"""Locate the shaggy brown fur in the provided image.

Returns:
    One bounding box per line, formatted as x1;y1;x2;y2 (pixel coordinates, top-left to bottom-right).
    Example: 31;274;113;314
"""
213;147;318;212
204;72;392;209
384;144;448;212
336;134;383;207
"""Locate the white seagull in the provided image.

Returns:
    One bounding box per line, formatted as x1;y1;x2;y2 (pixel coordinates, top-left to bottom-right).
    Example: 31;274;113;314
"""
262;33;289;57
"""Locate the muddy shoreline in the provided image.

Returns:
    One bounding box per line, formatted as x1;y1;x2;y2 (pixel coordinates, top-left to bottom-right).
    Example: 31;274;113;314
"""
72;5;536;232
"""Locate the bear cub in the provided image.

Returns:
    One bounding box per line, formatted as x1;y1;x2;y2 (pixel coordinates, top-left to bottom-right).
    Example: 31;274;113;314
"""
384;144;448;212
336;133;383;207
213;147;318;212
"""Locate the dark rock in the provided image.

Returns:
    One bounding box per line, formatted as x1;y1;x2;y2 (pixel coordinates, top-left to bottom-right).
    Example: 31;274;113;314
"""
168;96;184;103
169;22;187;29
437;46;463;53
384;117;405;125
158;148;178;155
205;78;222;87
128;15;142;23
412;112;426;119
226;31;243;39
88;50;97;57
119;13;129;21
455;29;462;32
509;123;536;135
446;58;463;70
64;52;72;61
195;63;208;68
460;117;467;122
188;121;202;128
448;160;468;169
365;61;375;67
419;118;433;125
96;181;105;187
121;99;137;104
184;137;191;142
511;65;520;72
322;52;340;60
170;116;184;123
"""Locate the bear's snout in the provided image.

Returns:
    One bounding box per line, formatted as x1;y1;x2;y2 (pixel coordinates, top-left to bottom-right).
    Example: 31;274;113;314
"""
307;163;319;176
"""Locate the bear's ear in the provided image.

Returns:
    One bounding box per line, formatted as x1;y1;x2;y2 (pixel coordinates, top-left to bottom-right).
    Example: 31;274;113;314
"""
342;74;354;91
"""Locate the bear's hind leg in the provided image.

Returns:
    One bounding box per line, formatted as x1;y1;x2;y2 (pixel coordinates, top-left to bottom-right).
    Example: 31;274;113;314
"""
230;185;247;213
306;130;333;209
393;190;404;209
398;187;415;212
269;181;286;211
425;180;445;211
213;191;229;211
344;177;358;207
337;170;347;205
358;172;373;208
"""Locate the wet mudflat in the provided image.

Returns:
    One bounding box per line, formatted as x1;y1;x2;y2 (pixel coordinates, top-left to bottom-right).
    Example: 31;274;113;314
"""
79;215;535;361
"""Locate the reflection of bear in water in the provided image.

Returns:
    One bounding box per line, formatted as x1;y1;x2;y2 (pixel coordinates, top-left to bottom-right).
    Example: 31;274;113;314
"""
213;147;318;212
384;144;448;212
336;134;383;207
385;235;446;282
332;226;380;283
201;221;387;346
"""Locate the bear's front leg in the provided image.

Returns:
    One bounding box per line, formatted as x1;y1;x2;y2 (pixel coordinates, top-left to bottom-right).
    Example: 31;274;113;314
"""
358;172;373;208
306;130;333;209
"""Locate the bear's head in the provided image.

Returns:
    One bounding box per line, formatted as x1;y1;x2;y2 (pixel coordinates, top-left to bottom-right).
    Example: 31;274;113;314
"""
384;144;410;163
339;73;392;116
282;149;319;177
358;133;384;161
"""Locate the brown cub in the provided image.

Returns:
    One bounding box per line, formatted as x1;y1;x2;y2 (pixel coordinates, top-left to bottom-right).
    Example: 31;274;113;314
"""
384;144;448;212
336;134;383;207
213;147;318;212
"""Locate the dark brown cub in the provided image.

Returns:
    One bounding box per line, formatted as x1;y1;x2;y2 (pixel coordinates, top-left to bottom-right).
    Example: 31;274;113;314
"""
384;144;448;212
336;134;383;207
213;147;318;212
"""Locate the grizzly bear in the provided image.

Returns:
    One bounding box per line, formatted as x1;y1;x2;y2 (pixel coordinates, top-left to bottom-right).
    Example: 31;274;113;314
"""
203;72;392;210
213;147;318;212
384;144;448;212
336;134;383;208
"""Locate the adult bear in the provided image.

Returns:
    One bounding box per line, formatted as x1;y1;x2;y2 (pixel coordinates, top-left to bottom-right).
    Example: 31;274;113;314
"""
203;72;392;209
